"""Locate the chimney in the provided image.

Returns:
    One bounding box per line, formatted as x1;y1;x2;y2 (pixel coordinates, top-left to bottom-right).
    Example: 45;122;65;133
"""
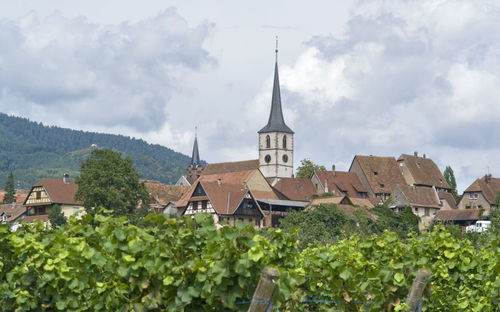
414;151;418;157
332;164;336;171
423;154;426;159
63;173;69;184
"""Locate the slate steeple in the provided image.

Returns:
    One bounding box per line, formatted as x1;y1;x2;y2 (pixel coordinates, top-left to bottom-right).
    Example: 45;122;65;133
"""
190;127;201;167
258;45;294;134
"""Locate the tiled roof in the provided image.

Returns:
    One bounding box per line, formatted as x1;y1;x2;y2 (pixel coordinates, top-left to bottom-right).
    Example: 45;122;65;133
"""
0;204;26;222
435;209;489;221
307;197;377;220
202;160;259;175
464;175;500;204
21;214;50;223
28;179;80;205
201;182;251;215
272;178;316;201
309;195;375;208
143;180;189;205
0;189;29;203
393;185;441;209
315;170;367;197
398;154;450;189
201;170;255;184
351;155;406;194
438;191;457;209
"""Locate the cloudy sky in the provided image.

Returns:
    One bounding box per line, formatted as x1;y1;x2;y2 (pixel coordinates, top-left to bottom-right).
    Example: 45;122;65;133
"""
1;0;499;192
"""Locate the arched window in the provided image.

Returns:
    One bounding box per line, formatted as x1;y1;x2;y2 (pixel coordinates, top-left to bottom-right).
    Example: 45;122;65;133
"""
266;135;271;148
283;135;287;149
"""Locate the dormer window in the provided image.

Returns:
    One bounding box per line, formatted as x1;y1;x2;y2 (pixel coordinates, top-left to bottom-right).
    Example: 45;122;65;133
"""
266;135;271;148
416;162;421;168
373;171;378;175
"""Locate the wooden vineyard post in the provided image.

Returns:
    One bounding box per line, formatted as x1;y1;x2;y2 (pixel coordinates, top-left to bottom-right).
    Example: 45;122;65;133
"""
405;268;431;312
247;267;280;312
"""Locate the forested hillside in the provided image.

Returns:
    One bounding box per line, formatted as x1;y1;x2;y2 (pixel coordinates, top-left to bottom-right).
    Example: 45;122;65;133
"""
0;113;192;188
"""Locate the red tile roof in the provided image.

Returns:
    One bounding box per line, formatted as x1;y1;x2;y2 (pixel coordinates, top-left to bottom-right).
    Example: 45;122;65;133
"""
309;195;375;208
272;178;316;201
314;170;367;197
202;160;259;175
438;191;457;209
435;209;489;221
21;214;50;223
398;154;450;189
351;155;406;194
394;185;441;209
0;204;26;222
27;179;81;206
464;175;500;204
143;180;189;205
201;182;250;215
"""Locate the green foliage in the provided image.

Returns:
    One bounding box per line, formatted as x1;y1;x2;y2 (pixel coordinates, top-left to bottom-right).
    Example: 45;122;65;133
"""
371;205;420;238
75;149;150;218
1;216;498;311
47;205;67;229
0;113;192;188
2;172;16;204
280;204;353;249
295;159;326;179
443;166;459;202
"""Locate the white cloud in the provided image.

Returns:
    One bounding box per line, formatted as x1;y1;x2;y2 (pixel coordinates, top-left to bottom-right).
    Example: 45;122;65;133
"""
241;0;500;191
0;8;214;132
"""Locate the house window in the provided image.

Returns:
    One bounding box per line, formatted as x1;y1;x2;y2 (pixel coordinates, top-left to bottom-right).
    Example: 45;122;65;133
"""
283;135;287;149
373;171;378;175
469;193;473;199
255;219;260;226
2;214;6;222
474;193;478;199
36;191;41;200
425;208;430;216
439;200;443;207
202;201;207;210
266;135;271;148
192;201;198;210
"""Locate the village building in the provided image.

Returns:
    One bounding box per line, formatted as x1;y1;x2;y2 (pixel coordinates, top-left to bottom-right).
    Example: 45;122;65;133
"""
306;195;377;223
311;168;369;198
0;204;26;231
397;153;451;192
177;129;204;186
349;155;406;201
143;180;188;214
458;174;500;209
23;174;84;223
390;185;442;229
435;209;490;229
438;191;458;210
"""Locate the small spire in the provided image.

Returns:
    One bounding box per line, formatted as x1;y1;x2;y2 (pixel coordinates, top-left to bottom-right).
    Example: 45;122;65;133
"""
191;127;200;167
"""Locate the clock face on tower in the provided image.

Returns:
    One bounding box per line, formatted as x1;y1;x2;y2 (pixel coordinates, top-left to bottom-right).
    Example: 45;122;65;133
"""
265;155;271;163
282;154;288;163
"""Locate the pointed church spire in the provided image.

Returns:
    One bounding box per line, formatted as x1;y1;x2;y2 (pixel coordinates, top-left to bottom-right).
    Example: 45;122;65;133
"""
258;39;294;134
191;127;200;167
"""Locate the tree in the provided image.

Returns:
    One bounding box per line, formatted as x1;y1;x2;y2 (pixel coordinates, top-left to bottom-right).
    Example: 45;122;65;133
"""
75;149;150;218
48;205;67;229
2;172;16;204
295;158;326;179
443;166;459;202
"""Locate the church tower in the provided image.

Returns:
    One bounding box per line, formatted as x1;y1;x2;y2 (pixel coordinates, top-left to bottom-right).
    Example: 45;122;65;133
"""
258;43;294;179
186;127;203;184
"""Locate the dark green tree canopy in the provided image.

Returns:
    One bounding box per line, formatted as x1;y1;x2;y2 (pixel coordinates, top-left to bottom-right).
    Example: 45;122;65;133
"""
296;158;326;179
2;172;16;204
75;149;150;217
48;204;67;229
443;166;459;201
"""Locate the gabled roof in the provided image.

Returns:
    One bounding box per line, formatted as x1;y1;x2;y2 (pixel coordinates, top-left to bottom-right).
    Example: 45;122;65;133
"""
143;180;189;206
464;175;500;204
272;178;316;202
435;209;489;221
0;204;26;222
398;154;450;189
25;179;80;206
258;62;294;134
309;195;375;209
393;185;441;209
350;155;406;194
201;182;252;215
202;160;259;175
314;170;367;197
22;214;50;223
438;191;457;209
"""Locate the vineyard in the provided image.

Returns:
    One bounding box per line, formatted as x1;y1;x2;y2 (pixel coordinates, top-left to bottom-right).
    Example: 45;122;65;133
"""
0;213;499;311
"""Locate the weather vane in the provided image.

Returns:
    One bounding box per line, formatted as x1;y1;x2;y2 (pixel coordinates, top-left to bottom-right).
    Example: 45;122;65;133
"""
275;36;279;61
